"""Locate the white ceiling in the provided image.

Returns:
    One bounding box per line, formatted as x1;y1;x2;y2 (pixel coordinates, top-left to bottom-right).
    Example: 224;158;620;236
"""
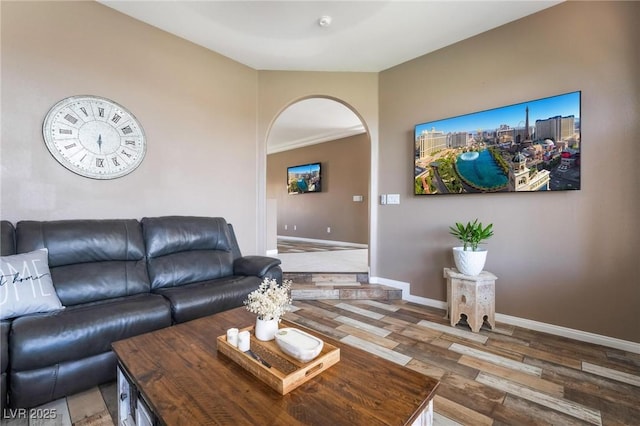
100;0;561;152
267;98;366;154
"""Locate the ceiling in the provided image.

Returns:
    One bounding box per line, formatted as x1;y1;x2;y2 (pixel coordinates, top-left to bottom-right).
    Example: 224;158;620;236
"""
100;0;561;152
266;98;366;154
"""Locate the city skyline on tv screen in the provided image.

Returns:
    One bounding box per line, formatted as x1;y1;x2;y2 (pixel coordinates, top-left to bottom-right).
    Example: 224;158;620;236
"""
414;91;581;195
287;162;321;194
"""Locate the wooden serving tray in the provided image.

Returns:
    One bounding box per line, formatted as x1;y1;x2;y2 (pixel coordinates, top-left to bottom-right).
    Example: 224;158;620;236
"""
217;325;340;395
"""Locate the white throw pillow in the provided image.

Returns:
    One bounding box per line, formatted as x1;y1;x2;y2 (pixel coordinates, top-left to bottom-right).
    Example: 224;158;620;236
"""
0;248;64;320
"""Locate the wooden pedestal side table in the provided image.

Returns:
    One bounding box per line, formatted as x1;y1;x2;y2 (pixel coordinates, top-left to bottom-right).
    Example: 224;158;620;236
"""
444;267;497;333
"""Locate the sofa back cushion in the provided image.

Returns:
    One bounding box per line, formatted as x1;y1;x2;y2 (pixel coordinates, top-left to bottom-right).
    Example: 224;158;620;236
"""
1;221;15;256
16;220;150;306
142;216;235;290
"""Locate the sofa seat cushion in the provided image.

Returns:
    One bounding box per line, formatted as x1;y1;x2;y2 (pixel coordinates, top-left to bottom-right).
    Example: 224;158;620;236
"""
153;275;261;324
9;293;171;371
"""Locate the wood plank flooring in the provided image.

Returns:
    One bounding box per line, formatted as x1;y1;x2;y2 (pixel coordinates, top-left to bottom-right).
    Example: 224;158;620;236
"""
6;300;639;425
277;238;367;254
288;300;640;425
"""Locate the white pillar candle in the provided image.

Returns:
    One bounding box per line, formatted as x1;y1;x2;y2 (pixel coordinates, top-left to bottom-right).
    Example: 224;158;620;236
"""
237;330;251;352
226;328;239;347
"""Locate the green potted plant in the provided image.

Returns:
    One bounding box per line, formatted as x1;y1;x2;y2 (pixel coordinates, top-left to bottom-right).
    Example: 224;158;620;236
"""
449;219;493;275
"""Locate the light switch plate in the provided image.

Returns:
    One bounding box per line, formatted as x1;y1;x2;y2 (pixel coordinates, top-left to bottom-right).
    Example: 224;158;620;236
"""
387;194;400;204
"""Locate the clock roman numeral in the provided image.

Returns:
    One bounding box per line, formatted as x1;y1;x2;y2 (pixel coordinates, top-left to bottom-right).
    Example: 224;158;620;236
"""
121;125;133;135
98;107;105;117
96;158;105;168
121;150;132;158
59;129;73;135
111;157;120;166
64;143;77;149
80;107;89;116
125;140;136;146
112;114;121;124
64;114;78;124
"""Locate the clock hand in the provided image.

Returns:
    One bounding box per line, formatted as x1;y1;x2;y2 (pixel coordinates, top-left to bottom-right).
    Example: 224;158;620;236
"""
97;134;103;153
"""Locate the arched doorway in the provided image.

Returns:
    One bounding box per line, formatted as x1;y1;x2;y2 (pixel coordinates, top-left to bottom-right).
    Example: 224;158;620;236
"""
265;97;370;273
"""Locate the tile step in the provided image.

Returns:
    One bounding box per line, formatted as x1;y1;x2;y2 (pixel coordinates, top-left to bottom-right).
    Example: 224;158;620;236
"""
291;283;402;301
314;281;361;287
285;272;399;300
284;272;369;284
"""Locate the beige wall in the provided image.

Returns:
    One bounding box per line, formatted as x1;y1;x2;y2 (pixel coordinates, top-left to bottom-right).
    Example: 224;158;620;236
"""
267;133;370;244
0;1;260;253
378;1;639;342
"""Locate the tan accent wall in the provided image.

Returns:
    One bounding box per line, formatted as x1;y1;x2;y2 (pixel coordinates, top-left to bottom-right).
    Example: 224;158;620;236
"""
267;133;370;244
0;1;260;253
378;1;639;342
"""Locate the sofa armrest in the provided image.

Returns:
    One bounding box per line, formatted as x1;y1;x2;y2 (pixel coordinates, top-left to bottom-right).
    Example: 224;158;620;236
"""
234;256;281;278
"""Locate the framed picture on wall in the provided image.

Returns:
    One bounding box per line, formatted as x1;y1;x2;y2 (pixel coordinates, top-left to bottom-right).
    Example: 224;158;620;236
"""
414;91;581;195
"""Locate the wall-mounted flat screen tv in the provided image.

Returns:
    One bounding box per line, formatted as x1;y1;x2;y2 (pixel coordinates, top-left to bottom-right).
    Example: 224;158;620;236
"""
287;162;321;194
414;91;581;195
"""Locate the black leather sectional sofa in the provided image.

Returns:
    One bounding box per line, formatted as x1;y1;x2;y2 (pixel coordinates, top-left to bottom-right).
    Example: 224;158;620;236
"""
0;216;282;409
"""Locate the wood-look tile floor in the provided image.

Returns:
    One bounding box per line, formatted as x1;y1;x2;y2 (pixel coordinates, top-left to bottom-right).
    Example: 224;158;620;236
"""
276;239;368;273
9;300;640;425
277;238;367;254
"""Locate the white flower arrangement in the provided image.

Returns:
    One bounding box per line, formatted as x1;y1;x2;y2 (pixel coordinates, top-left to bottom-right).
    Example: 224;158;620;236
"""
244;278;292;321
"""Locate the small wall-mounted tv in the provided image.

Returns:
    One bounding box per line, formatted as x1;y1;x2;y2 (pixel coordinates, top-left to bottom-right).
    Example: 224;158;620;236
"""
287;162;321;194
414;91;581;195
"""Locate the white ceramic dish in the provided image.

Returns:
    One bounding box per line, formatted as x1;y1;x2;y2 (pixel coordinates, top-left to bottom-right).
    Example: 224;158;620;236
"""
274;328;323;363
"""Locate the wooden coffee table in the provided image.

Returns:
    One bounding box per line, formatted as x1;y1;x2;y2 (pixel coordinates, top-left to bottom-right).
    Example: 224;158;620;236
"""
112;307;439;425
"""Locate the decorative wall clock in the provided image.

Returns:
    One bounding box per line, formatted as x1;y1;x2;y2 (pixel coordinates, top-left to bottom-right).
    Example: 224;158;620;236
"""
42;95;146;179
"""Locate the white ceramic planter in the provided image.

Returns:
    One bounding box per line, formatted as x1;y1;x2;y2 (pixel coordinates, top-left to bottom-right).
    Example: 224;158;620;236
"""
452;246;487;276
255;317;279;341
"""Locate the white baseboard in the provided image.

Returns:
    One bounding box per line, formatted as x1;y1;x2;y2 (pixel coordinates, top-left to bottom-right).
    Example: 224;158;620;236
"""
277;235;368;248
369;276;640;355
266;249;278;256
494;312;640;355
370;276;447;309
